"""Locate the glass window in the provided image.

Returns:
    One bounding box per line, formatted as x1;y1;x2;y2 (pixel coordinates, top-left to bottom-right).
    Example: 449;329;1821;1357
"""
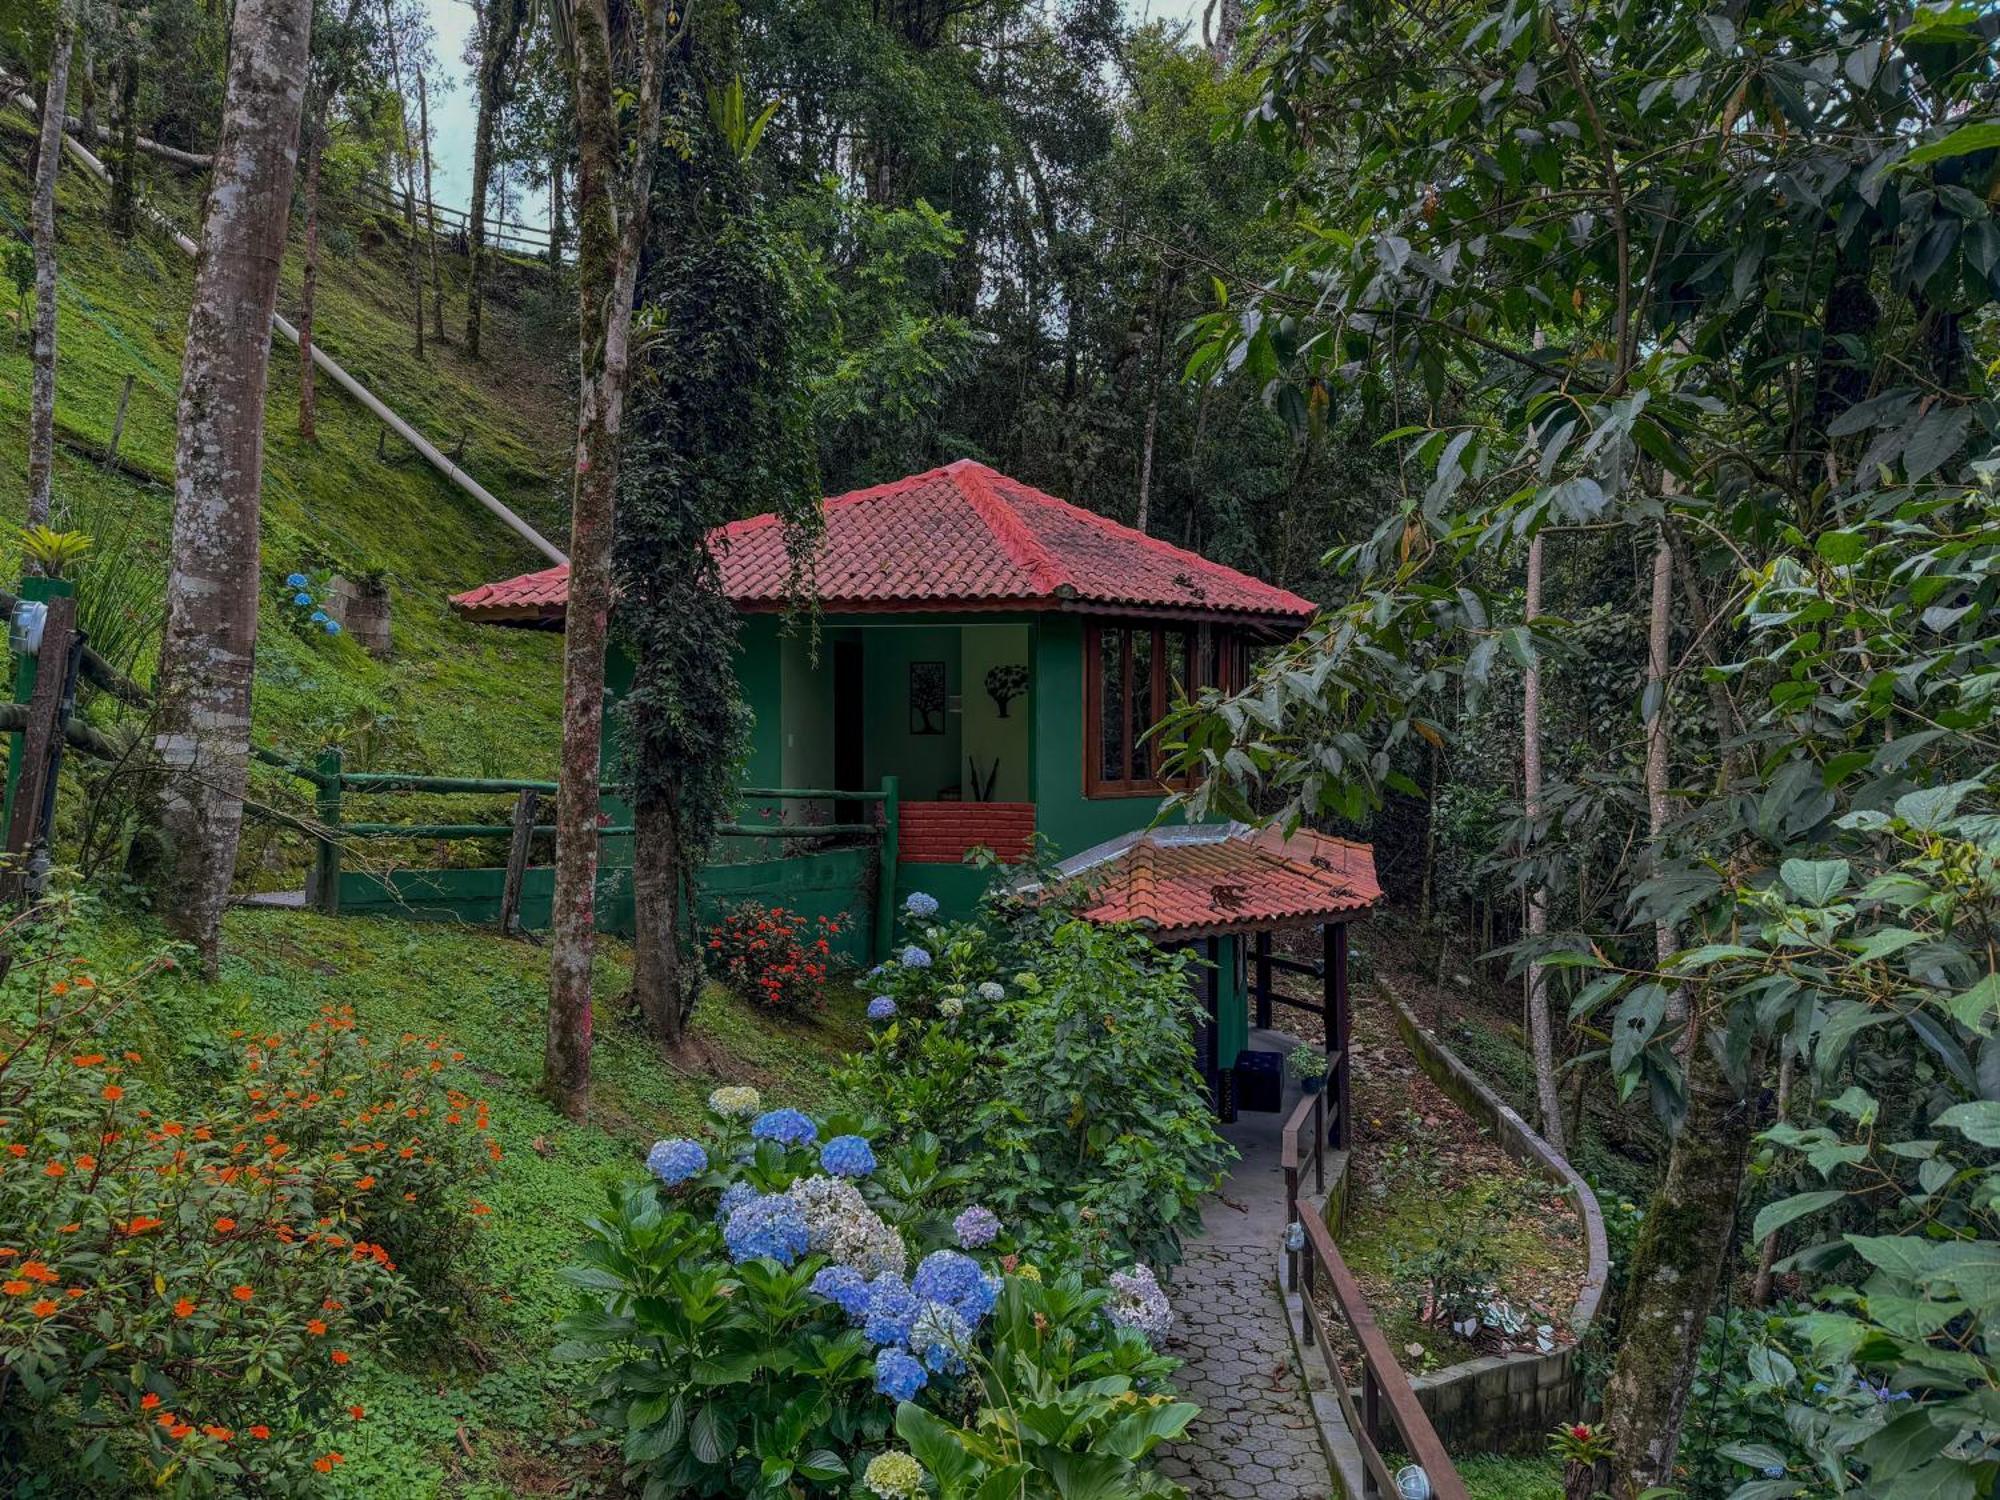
1087;622;1235;796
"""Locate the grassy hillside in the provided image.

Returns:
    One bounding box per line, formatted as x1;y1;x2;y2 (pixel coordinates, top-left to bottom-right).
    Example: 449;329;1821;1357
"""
0;110;570;799
49;891;864;1497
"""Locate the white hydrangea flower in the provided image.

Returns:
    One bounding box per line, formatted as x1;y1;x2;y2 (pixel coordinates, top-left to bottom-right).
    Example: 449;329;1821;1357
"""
976;981;1005;1002
938;997;964;1020
1107;1263;1173;1342
707;1085;762;1118
786;1174;908;1278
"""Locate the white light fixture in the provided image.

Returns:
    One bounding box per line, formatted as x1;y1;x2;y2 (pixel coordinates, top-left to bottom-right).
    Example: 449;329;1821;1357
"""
8;600;47;659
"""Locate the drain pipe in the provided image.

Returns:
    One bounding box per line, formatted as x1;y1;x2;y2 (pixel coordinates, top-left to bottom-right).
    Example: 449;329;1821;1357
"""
7;85;568;567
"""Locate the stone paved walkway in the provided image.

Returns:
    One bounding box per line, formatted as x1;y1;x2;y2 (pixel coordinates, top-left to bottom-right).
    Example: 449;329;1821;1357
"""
1157;1032;1334;1499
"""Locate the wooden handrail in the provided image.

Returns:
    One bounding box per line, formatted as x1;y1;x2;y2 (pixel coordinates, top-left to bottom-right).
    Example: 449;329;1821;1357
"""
1299;1209;1470;1500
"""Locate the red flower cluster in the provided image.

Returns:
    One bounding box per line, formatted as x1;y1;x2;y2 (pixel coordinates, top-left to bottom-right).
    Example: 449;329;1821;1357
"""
705;903;848;1014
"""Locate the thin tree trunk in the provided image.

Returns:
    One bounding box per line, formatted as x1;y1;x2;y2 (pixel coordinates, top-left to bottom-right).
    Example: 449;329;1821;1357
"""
417;65;444;343
1603;1026;1761;1496
466;0;525;359
27;9;76;530
379;0;423;359
1751;1046;1794;1306
547;158;565;275
1523;532;1565;1154
629;794;694;1048
109;45;139;237
544;0;672;1120
1134;285;1167;534
151;0;313;974
298;122;322;439
1205;0;1243;66
1645;527;1687;1036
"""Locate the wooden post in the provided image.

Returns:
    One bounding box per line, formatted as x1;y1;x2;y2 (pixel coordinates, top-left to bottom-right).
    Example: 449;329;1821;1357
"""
2;595;76;903
873;775;899;961
1254;927;1272;1030
1203;935;1226;1118
1325;921;1352;1149
103;373;135;468
310;748;342;914
498;787;539;935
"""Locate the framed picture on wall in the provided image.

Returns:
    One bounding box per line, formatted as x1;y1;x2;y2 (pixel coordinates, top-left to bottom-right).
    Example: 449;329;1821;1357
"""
909;661;947;736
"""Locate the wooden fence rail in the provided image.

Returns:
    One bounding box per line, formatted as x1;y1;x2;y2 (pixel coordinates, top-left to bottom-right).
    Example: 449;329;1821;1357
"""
252;751;902;950
1279;1062;1468;1500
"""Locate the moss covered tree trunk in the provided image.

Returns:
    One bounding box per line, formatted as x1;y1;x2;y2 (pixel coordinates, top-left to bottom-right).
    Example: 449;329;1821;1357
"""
543;0;672;1121
152;0;313;972
1602;1023;1758;1495
629;794;696;1050
27;5;74;530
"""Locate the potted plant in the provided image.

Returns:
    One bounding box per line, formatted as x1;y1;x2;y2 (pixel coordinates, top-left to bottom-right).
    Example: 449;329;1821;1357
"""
1287;1044;1325;1091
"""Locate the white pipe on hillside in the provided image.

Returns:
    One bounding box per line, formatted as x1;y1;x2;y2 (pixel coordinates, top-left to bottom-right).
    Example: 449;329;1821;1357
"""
8;86;569;567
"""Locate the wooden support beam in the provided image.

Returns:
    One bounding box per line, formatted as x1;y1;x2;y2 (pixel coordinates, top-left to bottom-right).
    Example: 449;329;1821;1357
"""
1325;921;1352;1149
2;595;76;905
498;788;539;936
1254;928;1273;1030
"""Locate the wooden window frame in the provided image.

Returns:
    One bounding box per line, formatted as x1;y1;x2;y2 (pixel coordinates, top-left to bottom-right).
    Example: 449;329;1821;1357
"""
1083;621;1239;798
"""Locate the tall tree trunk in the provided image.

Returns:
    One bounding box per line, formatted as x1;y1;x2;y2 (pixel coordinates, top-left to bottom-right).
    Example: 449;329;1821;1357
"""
298;122;322;440
379;0;423;358
27;9;75;530
465;0;526;360
151;0;313;974
629;793;695;1048
417;65;444;343
1644;524;1689;1039
1134;281;1168;534
1603;1024;1760;1496
548;158;565;276
109;43;139;237
1523;532;1565;1153
544;0;672;1120
1205;0;1243;66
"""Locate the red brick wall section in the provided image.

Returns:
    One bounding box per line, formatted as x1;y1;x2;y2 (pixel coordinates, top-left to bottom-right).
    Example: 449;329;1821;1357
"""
899;802;1036;864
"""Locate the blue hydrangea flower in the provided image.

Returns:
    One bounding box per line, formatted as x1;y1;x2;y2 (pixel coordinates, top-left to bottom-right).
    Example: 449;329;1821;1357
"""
644;1137;706;1187
324;619;341;635
874;1347;928;1401
812;1264;874;1321
953;1205;1000;1248
310;609;329;622
723;1193;809;1265
286;572;309;588
821;1134;877;1178
904;892;939;919
910;1303;972;1374
293;591;314;606
750;1108;818;1147
867;996;897;1021
862;1274;920;1348
900;946;932;969
912;1250;998;1321
714;1181;756;1224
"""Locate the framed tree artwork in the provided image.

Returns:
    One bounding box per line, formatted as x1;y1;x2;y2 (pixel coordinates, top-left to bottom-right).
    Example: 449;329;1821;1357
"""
909;661;947;735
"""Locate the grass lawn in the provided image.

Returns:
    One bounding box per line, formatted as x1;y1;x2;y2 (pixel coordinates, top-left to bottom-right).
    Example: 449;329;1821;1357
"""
62;897;864;1497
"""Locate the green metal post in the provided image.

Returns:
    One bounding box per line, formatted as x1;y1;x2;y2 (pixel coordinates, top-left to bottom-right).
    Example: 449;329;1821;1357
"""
874;775;899;962
311;748;343;914
2;576;74;840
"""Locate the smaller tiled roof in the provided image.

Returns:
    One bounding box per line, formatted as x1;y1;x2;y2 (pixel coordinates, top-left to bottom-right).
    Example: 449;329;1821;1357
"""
1041;823;1380;939
449;459;1316;627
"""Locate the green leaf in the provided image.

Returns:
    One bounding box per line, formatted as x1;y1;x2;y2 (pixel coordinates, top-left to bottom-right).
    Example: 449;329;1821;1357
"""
1902;121;2000;168
1934;1100;2000;1148
688;1403;733;1467
1751;1189;1846;1245
1893;780;1981;832
1946;973;2000;1036
1780;857;1850;905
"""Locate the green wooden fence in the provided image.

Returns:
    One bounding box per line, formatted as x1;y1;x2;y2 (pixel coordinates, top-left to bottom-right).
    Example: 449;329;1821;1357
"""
252;749;902;959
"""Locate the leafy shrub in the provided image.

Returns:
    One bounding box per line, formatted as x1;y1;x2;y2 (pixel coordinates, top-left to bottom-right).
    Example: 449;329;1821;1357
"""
705;901;846;1013
845;895;1229;1271
557;1094;1190;1497
0;965;410;1491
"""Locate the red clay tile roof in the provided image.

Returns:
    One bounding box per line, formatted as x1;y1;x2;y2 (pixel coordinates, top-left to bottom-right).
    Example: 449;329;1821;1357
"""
1055;824;1380;939
449;460;1316;627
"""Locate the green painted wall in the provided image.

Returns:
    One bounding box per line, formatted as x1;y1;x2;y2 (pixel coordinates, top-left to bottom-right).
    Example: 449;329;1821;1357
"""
1029;614;1195;859
779;627;836;821
863;625;963;800
960;624;1031;800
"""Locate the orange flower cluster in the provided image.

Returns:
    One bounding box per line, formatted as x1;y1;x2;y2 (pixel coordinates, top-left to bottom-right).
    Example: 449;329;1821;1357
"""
3;982;489;1490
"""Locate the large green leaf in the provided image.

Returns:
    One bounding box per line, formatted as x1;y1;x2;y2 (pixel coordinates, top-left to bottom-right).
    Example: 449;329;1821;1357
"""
1751;1189;1847;1245
1903;121;2000;168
